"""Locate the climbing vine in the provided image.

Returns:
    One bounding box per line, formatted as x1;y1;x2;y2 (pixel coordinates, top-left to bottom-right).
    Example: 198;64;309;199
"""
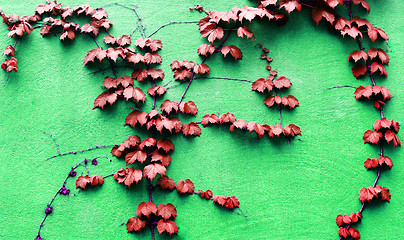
1;0;400;239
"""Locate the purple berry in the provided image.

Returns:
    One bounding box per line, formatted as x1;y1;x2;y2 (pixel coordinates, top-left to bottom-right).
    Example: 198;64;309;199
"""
68;168;77;177
92;159;98;165
45;205;53;215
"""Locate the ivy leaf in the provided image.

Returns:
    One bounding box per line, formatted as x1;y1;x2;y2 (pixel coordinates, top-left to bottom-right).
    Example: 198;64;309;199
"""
279;0;301;14
200;23;224;43
143;52;163;65
252;77;273;93
157;203;177;220
136;201;157;218
93;91;118;109
150;150;172;166
126;217;146;232
352;64;367;79
354;85;372;99
147;86;167;97
125;150;147;165
363;130;383;144
237;26;254;39
179;101;198;115
221;45;243;60
201;114;219;127
368;48;389;65
104;34;115;45
126;52;144;64
157;175;175;191
359;187;375;202
385;130;401;147
148;68;165;80
198;189;213;199
176;179;195;194
273;76;291;89
157;219;178;235
259;0;277;7
182;122;202;136
370;62;387;76
312;6;335;25
348;50;368;63
125;110;148;127
193;63;210;75
219;112;236;124
368;26;388;43
160;100;179;115
341;26;362;39
230;119;248;131
116;35;131;46
324;0;343;9
76;175;91;189
3;45;15;56
352;0;370;13
197;44;215;56
283;124;301;137
143;163;166;181
380;187;391;202
173;69;192;81
90;175;104;186
157;139;175;153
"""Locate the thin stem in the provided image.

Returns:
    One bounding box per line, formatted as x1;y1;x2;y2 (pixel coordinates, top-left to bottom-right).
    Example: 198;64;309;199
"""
279;107;283;125
98;3;138;10
327;85;356;89
148;21;199;38
46;144;115;161
178;32;232;105
133;7;146;38
44;132;61;155
194;76;254;83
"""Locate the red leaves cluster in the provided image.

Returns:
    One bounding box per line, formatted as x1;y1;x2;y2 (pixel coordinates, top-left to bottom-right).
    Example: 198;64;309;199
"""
213;195;240;209
170;60;209;80
156;175;176;191
348;48;389;65
221;45;243;60
114;167;142;188
1;57;18;72
176;179;195;194
2;45;15;56
93;75;146;109
338;227;361;240
364;156;393;170
83;47;163;66
336;212;362;227
134;38;162;52
359;185;391;203
103;34;131;46
335;16;387;42
354;85;391;107
198;189;213;200
75;175;104;190
363;118;401;147
264;94;299;109
111;135;174;181
201;113;301;138
179;101;198;115
127;202;178;235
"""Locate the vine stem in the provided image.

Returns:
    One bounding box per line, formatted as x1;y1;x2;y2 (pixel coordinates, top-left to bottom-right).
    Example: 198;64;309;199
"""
148;21;199;38
338;1;387;238
178;32;232;105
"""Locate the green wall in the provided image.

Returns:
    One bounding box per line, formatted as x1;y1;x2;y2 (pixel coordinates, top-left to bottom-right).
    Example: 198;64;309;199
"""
0;1;402;239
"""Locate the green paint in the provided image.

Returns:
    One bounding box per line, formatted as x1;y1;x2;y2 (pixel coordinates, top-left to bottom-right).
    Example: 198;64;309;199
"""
0;1;402;239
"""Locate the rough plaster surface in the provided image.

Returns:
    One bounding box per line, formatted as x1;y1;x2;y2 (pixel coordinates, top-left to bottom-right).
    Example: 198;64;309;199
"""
0;1;402;239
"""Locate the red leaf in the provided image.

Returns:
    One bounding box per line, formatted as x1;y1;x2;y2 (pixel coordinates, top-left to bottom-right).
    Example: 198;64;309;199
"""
179;101;198;115
126;217;146;232
143;163;166;181
136;201;157;218
157;219;178;235
279;0;301;14
368;26;388;43
147;86;167;97
352;0;370;13
359;187;375;202
312;6;335;25
380;187;391;202
193;63;210;75
352;64;367;79
3;45;15;56
385;130;401;147
139;137;157;149
160;100;179;115
378;156;393;169
354;85;372;99
338;227;349;238
182;122;201;136
201;23;224;43
148;68;165;80
213;195;240;209
370;62;387;76
76;175;91;189
126;52;144;64
347;50;368;62
83;48;107;65
176;179;195;194
273;76;291;89
221;45;243;60
336;214;343;226
118;167;142;187
334;17;350;30
252;77;273;93
173;69;192;81
125;110;148;127
364;158;378;170
201;114;219;127
90;175;104;186
363;129;382;144
93;91;118;109
157;203;177;220
125;150;147;165
342;214;351;224
197;44;215;56
157;139;175;153
157;175;175;191
341;26;362;39
103;34;115;45
283;124;301;137
230;119;248;131
237;26;254;39
368;48;389;65
324;0;343;9
143;52;162;65
150;150;171;166
116;35;131;46
198;189;213;199
219;112;236;124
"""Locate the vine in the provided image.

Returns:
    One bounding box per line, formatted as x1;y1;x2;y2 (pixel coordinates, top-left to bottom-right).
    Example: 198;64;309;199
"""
1;0;400;239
